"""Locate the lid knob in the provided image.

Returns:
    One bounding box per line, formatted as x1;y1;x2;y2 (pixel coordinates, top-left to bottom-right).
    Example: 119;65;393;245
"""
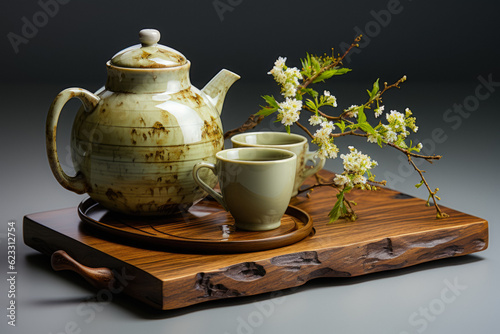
139;29;161;47
110;29;187;68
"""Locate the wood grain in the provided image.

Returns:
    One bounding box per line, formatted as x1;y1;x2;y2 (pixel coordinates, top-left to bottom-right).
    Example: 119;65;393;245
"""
23;170;488;310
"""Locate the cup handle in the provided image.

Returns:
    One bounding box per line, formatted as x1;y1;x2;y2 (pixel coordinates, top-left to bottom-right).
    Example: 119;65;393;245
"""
193;162;229;211
46;88;100;194
300;150;326;181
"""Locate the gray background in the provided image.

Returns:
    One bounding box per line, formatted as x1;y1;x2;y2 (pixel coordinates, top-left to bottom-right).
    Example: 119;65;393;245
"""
1;0;499;333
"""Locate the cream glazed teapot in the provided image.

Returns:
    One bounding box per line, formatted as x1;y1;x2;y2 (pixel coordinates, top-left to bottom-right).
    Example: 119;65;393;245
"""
46;29;240;215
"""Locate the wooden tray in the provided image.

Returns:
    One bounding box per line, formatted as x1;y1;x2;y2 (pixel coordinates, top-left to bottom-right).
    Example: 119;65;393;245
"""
78;198;313;253
23;170;488;310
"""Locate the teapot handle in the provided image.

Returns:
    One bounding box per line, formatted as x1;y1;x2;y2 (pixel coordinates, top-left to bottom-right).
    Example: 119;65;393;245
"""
46;88;100;194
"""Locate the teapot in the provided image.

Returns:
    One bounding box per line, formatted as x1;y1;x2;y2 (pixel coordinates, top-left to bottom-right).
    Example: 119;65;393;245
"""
46;29;240;215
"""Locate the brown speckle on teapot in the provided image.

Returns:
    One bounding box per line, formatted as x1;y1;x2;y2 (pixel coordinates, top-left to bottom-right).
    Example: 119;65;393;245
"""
45;29;240;216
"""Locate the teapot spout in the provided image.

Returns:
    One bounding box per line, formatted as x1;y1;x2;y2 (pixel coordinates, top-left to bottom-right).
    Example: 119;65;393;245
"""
202;69;240;115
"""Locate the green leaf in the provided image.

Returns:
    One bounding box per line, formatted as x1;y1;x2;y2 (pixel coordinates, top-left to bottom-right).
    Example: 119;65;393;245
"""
335;120;346;133
300;57;309;72
328;192;345;223
300;55;312;78
359;122;376;135
256;95;280;116
313;69;336;83
312;67;352;83
328;203;342;223
261;95;279;108
311;56;321;73
305;99;317;111
256;106;278;116
328;188;352;223
396;137;408;149
369;78;380;99
377;135;383;148
302;87;318;98
415;180;424;188
357;105;366;123
338;67;352;74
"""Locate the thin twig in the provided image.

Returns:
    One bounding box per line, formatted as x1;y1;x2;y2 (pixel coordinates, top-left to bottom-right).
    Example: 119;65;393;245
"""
318;110;341;120
298;181;337;194
407;155;449;218
295;121;314;139
223;114;265;140
331;130;367;138
387;142;442;161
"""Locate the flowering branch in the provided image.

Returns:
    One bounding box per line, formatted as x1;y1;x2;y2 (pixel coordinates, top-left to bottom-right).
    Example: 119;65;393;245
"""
223;37;362;138
227;36;448;223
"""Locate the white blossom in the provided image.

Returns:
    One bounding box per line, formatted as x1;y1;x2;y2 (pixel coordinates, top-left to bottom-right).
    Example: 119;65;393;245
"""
312;121;338;159
384;110;407;136
345;105;358;118
334;174;351;187
374;105;384;118
286;67;302;79
282;68;302;97
386;110;405;126
317;141;339;159
268;57;286;75
323;90;337;107
278;98;302;126
283;82;297;98
268;57;303;98
367;133;378;143
335;147;378;188
274;57;286;68
314;127;331;142
321;121;335;131
313;121;335;144
352;174;367;185
340;146;378;175
384;129;397;143
309;115;327;126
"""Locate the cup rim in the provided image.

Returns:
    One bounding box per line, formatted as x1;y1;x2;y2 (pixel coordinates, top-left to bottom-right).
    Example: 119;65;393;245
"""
216;147;296;164
230;131;307;148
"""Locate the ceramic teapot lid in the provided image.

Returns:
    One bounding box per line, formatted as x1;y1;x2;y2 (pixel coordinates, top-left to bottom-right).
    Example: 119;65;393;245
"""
110;29;187;68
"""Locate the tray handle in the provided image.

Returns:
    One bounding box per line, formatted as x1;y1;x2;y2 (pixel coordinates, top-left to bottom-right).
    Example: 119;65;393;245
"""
51;250;114;289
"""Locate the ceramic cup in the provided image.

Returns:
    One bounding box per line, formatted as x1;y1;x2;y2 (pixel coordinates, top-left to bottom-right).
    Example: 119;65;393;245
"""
192;148;297;231
231;132;326;197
